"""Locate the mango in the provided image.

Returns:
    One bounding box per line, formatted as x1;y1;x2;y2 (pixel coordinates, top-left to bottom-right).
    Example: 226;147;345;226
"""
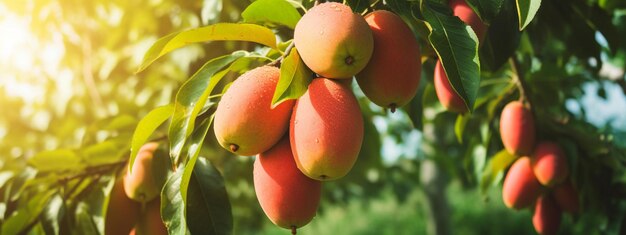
105;178;141;235
533;194;562;235
124;142;162;203
213;66;295;156
532;142;569;187
500;101;535;156
294;3;373;78
449;0;487;42
434;60;468;113
290;78;364;180
254;137;322;230
356;10;421;112
502;156;542;209
135;197;168;235
553;180;579;214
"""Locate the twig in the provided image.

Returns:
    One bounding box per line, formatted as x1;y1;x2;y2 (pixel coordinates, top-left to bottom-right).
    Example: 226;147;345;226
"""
57;160;127;185
268;41;296;67
509;58;532;109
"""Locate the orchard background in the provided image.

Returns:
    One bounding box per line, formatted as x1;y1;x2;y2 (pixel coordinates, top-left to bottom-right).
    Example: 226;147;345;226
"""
0;0;626;234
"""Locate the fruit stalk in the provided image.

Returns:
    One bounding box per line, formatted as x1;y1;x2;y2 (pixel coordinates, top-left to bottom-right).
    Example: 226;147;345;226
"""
268;41;296;67
509;58;532;108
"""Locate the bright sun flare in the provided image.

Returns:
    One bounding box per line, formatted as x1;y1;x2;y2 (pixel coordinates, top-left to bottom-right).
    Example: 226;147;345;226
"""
0;4;65;104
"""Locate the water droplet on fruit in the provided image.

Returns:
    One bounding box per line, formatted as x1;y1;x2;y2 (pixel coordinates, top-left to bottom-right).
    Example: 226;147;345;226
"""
315;138;319;143
319;30;324;35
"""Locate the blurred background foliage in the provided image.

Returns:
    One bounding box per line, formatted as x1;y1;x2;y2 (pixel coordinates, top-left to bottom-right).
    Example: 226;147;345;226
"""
0;0;625;234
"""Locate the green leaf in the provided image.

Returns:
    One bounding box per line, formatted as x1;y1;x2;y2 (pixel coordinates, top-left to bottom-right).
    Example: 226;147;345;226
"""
480;149;517;193
102;115;137;131
162;169;188;235
242;0;302;29
422;0;481;112
74;202;99;234
129;104;174;173
516;0;541;30
0;171;15;189
137;23;276;72
168;51;250;165
272;48;312;107
480;0;520;71
163;118;230;235
2;190;56;235
345;0;370;13
40;194;65;235
186;158;232;235
465;0;504;24
82;139;130;166
180;116;215;203
454;113;470;144
573;3;620;54
7;168;37;201
404;78;429;130
29;150;82;172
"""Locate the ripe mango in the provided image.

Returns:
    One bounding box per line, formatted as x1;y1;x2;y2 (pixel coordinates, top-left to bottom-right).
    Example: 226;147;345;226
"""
254;137;322;229
500;101;535;156
105;178;141;235
356;10;421;111
533;194;562;235
553;180;579;214
290;78;363;180
124;142;163;203
294;3;373;78
213;66;295;156
434;60;468;113
502;156;542;209
135;197;168;235
532;142;569;187
449;0;487;42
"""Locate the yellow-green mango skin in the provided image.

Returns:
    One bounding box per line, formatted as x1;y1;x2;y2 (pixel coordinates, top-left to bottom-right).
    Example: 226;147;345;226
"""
356;10;421;110
213;66;295;156
124;142;160;203
290;78;364;181
294;3;373;79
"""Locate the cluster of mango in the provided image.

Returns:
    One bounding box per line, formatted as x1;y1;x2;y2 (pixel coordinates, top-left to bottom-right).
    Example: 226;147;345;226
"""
212;2;422;233
105;143;169;235
500;101;579;235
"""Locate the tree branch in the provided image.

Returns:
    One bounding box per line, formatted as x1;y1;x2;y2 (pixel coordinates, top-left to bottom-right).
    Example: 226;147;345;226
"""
57;160;127;186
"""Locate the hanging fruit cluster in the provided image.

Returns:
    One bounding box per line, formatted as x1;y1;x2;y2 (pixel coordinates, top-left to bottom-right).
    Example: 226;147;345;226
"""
212;2;421;233
104;143;169;235
500;102;580;235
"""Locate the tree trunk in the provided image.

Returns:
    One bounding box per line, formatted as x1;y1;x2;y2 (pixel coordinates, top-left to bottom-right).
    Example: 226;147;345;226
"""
420;159;451;235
